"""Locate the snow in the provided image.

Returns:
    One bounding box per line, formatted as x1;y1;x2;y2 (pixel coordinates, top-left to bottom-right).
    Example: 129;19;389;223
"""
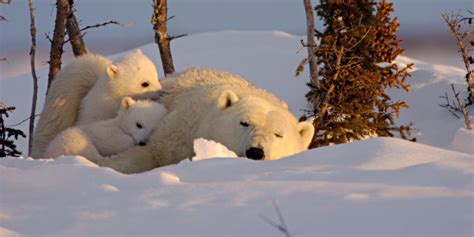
1;30;473;236
451;128;474;155
1;137;473;236
191;138;238;161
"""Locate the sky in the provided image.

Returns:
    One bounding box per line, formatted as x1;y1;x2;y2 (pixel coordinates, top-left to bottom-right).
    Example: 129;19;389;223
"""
0;0;472;78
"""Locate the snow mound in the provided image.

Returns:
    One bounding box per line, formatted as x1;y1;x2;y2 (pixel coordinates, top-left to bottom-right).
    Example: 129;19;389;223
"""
451;128;474;154
1;137;473;236
192;138;238;161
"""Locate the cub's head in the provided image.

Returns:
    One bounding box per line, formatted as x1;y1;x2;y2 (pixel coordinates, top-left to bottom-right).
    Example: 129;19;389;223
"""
118;97;168;146
105;49;162;97
200;90;314;160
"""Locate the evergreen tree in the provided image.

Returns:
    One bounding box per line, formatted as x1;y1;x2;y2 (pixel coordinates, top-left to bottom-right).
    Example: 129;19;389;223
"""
0;103;26;157
306;0;413;147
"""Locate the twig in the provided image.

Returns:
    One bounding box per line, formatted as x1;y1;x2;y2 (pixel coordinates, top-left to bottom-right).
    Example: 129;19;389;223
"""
439;92;462;119
259;200;291;237
9;114;41;127
45;32;53;43
0;16;7;21
451;84;472;130
168;33;187;41
80;20;122;32
28;0;39;155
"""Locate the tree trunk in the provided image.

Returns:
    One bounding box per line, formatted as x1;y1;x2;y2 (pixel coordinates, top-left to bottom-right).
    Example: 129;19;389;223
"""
28;0;38;155
65;0;87;57
47;0;68;91
152;0;175;76
303;0;319;88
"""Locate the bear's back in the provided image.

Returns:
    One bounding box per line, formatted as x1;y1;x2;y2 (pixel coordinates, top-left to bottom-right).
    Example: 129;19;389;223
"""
161;68;288;111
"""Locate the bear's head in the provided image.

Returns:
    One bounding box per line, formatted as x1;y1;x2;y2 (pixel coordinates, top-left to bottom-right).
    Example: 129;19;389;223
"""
198;90;315;160
105;49;162;97
118;97;168;146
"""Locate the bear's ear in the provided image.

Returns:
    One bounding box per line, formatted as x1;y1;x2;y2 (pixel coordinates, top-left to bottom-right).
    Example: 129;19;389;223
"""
297;121;315;149
217;89;239;110
106;64;119;80
121;97;136;110
135;49;143;55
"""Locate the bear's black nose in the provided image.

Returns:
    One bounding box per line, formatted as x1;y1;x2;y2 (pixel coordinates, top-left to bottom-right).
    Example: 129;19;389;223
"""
245;147;265;160
139;141;147;146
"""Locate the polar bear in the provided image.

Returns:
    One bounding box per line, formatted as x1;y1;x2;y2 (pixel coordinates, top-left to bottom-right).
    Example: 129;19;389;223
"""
31;49;161;158
92;68;315;173
44;97;167;161
77;49;161;124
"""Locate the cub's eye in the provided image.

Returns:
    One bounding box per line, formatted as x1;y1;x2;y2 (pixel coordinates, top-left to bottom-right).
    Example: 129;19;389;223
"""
141;82;149;88
136;122;143;129
275;133;283;138
240;121;249;127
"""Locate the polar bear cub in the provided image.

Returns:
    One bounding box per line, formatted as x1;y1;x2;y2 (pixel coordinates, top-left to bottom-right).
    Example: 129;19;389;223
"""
44;97;167;161
76;49;162;125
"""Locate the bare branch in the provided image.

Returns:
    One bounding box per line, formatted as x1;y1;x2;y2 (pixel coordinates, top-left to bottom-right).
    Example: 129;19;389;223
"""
9;114;40;128
0;16;7;21
260;200;291;237
45;32;53;43
451;84;472;130
152;0;176;75
439;92;462;119
28;0;39;155
47;0;68;91
442;12;474;105
80;20;122;32
65;0;87;56
168;33;187;41
303;0;319;88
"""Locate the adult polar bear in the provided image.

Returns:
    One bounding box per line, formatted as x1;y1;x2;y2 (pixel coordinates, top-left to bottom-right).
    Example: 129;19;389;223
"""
89;68;315;173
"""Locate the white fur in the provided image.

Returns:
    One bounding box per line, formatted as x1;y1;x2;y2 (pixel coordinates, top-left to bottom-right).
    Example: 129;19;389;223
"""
94;68;315;173
77;49;162;124
32;50;162;158
44;98;167;161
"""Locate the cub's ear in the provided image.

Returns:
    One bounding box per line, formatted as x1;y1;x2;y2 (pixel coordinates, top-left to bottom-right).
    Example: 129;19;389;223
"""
121;97;136;110
106;64;119;79
135;48;143;55
217;89;239;110
297;121;315;149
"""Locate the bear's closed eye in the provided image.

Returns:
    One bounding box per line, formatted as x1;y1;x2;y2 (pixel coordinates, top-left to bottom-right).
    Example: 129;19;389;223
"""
240;121;249;127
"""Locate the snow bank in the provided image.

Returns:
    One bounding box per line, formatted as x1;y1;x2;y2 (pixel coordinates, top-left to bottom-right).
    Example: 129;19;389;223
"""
1;137;473;236
451;128;474;154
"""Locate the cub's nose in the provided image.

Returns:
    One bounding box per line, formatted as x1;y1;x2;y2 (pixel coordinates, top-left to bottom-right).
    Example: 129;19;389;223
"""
139;141;147;146
245;147;265;160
